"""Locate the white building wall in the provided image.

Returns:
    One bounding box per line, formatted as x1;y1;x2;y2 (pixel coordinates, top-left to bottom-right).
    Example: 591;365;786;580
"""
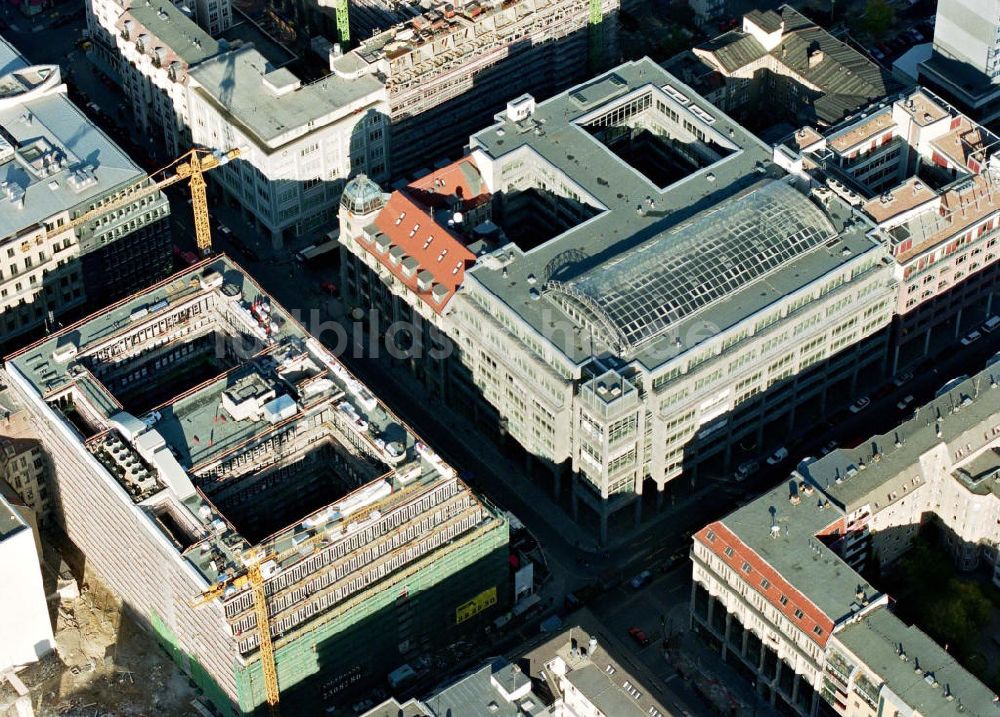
0;499;54;671
2;366;242;712
186;82;389;246
933;0;1000;81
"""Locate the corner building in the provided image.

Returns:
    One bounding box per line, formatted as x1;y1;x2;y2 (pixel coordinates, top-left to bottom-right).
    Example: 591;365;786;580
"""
3;257;508;715
337;58;898;543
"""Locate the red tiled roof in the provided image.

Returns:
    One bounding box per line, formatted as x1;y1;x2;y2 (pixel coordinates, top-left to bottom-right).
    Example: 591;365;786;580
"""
696;521;836;646
407;158;489;209
367;192;475;314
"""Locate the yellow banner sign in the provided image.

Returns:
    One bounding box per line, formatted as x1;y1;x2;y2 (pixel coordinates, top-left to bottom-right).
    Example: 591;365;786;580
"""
456;586;497;624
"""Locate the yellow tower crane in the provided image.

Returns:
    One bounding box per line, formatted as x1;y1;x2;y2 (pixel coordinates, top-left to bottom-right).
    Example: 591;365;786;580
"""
192;553;281;717
50;147;240;256
188;487;408;717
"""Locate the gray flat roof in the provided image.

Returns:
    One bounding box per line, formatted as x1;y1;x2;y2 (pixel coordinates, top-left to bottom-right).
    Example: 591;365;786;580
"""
837;609;998;717
0;36;147;240
466;58;880;370
188;46;383;146
806;368;1000;513
422;663;546;717
125;1;220;65
719;476;874;625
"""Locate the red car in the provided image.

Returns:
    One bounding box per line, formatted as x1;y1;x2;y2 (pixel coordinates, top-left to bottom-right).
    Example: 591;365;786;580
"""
628;627;650;647
320;281;339;296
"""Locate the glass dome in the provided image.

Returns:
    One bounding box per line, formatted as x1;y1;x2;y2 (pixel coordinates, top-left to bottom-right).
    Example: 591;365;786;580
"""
341;174;385;215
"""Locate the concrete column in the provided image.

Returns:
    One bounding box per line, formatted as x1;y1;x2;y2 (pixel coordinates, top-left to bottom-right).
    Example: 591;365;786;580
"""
688;582;697;630
923;326;932;357
740;623;749;659
721;611;732;660
987;291;994;316
954;306;964;338
791;673;800;707
808;689;820;717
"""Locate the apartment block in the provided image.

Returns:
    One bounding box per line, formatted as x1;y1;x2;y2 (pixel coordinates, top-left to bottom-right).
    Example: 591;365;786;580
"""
666;6;890;129
0;35;171;348
2;256;508;715
690;366;1000;716
0;494;55;671
0;392;53;526
330;0;619;177
92;0;617;247
918;0;1000;123
185;47;389;247
86;0;230;79
338;58;898;542
781;88;1000;370
114;1;222;157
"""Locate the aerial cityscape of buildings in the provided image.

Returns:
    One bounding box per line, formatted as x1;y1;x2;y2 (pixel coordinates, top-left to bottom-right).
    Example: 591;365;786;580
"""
3;0;1000;715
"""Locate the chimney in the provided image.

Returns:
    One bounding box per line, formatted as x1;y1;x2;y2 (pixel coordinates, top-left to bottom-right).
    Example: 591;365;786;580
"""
588;636;597;657
809;47;824;68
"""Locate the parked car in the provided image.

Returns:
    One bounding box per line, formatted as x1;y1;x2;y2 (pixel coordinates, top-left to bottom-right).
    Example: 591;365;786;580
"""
871;49;885;61
849;397;871;413
936;375;969;397
628;627;650;647
766;447;789;465
961;330;982;346
735;459;759;481
820;440;839;456
896;395;915;411
628;570;652;590
893;370;914;387
661;549;687;573
982;315;1000;333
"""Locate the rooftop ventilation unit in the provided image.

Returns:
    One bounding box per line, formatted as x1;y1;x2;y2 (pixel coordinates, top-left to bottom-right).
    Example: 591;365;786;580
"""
67;168;98;193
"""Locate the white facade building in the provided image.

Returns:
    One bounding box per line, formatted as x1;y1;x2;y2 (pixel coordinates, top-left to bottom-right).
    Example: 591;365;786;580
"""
690;366;1000;717
919;0;1000;122
0;494;55;671
114;1;221;157
784;88;1000;371
339;59;899;542
185;46;389;246
0;35;171;346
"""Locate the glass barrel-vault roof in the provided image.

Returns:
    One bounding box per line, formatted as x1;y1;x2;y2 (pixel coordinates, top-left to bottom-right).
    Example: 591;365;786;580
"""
552;180;835;350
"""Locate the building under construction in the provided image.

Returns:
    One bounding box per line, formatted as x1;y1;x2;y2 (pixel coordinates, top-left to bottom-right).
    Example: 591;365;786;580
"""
331;0;620;176
2;256;509;715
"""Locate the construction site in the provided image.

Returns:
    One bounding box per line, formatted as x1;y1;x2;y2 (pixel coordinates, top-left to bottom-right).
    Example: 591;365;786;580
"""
2;256;509;716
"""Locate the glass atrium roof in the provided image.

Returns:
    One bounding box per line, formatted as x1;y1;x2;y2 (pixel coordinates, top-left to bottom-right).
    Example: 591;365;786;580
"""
548;180;836;350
